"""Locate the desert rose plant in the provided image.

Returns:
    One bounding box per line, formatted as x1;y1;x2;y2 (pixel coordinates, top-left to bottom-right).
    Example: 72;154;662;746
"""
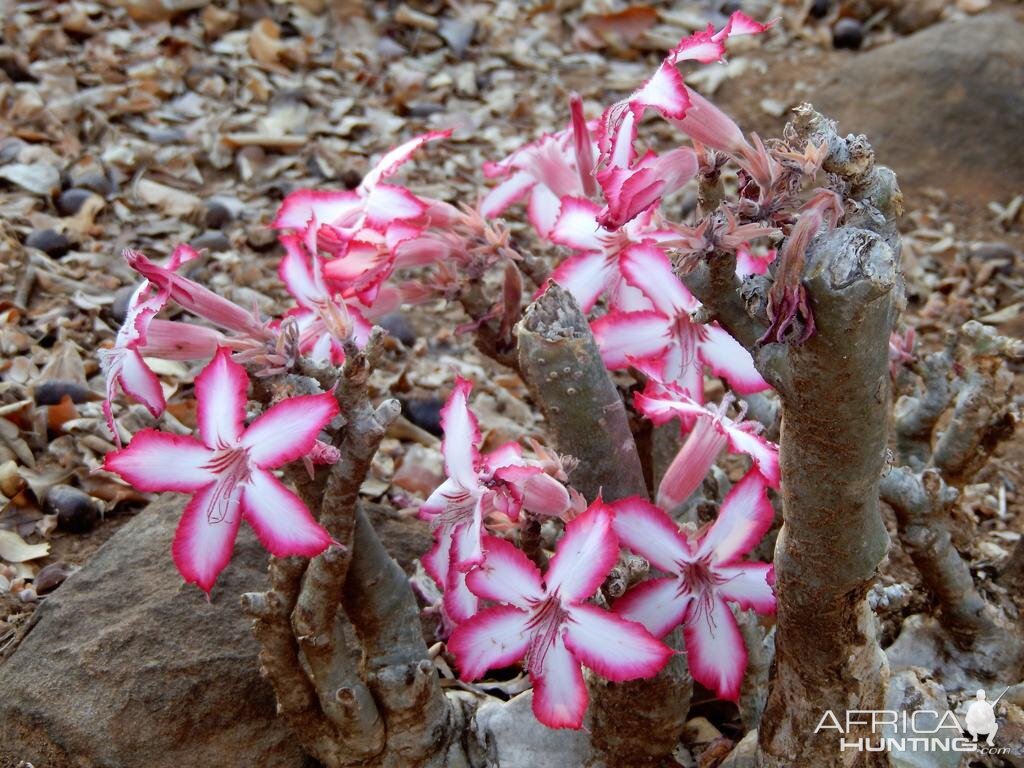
96;9;947;767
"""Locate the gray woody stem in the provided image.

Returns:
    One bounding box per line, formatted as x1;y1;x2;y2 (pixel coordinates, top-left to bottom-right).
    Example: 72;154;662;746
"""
516;283;647;502
685;107;902;768
516;283;691;767
243;333;464;768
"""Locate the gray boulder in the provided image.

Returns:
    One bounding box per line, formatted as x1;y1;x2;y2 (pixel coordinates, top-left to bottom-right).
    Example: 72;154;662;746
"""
0;496;310;768
813;15;1024;207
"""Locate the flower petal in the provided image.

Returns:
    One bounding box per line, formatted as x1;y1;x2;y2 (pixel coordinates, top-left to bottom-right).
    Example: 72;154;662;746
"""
526;184;562;238
278;234;325;307
452;506;485;572
363;184;428;229
171;480;242;594
683;594;746;701
103;428;214;492
530;635;588;729
614;576;692;638
545;499;618;602
480;171;535;218
419;477;464;520
591;310;670;370
445;563;479;623
620;243;697;316
723;425;780;488
466;535;544;606
697;470;774;563
698;324;768;395
549;197;603;252
717;562;776;614
550;252;615;314
440;377;482;490
195;348;248;448
611;496;691;572
360;129;452;189
520;472;570;517
274;189;361;230
449;605;530;680
633;381;707;426
241;393;340;468
241;469;332;558
118;349;165;416
564;602;673;681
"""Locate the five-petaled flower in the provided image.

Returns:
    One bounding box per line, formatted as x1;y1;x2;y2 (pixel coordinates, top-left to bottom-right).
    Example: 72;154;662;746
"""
448;501;673;728
612;470;776;700
420;377;570;621
103;348;339;593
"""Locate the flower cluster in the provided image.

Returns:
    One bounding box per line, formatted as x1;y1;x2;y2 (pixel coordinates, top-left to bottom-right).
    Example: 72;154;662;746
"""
98;8;794;732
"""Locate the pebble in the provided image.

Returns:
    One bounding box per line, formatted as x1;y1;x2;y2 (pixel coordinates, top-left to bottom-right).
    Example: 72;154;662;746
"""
74;171;114;197
45;485;101;533
56;187;93;216
809;0;832;18
377;312;417;347
24;229;71;258
34;562;75;593
203;200;233;229
401;397;445;437
34;380;93;405
832;18;864;50
191;230;232;252
111;283;138;324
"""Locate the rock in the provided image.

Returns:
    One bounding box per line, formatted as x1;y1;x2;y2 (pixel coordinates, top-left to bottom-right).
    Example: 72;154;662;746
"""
472;690;594;768
809;0;832;19
377;311;417;346
401;396;445;437
24;228;71;258
719;730;758;768
44;484;101;533
56;187;94;216
191;230;232;252
34;562;75;593
884;669;960;768
203;199;233;229
439;16;475;57
0;496;308;768
832;18;864;49
0;162;61;196
74;170;114;197
872;0;946;33
813;16;1024;207
34;380;93;405
112;283;139;324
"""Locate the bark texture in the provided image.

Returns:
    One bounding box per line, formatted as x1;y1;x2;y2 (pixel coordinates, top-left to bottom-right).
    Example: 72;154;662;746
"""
242;336;468;768
517;284;692;767
683;107;902;768
516;283;647;503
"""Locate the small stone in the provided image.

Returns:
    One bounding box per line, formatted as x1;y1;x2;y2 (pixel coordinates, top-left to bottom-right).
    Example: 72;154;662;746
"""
75;171;114;197
45;485;101;534
0;163;61;196
391;444;444;496
203;200;233;229
111;284;139;324
970;242;1019;263
24;229;71;258
438;16;475;57
56;187;94;216
34;380;93;405
34;562;75;594
809;0;832;18
191;230;232;252
401;397;445;437
246;227;277;251
832;18;864;50
377;312;416;347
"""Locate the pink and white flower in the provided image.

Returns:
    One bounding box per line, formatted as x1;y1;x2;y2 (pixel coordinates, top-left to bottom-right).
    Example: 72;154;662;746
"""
274;130;454;255
612;471;775;700
634;380;779;511
420;378;571;622
102;348;338;593
448;501;673;728
591;243;767;400
548;198;679;312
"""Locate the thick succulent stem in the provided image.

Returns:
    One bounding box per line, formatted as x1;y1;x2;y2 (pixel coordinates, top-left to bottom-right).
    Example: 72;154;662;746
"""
516;283;647;502
879;467;1015;669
